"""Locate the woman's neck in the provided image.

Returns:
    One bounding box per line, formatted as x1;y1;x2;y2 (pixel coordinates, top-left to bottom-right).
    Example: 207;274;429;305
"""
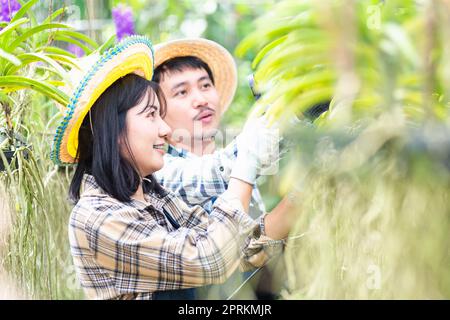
131;183;145;202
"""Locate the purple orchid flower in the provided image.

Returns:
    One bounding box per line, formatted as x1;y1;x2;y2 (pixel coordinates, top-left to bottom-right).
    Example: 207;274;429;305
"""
67;44;84;58
112;4;135;41
0;0;21;23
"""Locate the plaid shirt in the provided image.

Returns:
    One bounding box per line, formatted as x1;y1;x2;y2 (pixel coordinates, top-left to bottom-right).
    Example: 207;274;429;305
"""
69;175;278;300
154;140;266;218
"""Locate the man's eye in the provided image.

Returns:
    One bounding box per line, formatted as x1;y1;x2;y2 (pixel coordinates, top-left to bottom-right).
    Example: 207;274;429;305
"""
174;90;187;97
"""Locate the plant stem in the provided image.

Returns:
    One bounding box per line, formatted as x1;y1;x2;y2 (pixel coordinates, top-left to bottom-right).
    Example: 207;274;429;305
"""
1;101;14;150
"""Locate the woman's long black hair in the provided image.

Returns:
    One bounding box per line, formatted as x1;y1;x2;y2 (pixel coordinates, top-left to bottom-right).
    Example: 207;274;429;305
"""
69;73;168;203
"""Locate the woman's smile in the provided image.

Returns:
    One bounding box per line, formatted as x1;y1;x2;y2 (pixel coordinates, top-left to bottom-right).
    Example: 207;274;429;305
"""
153;143;166;155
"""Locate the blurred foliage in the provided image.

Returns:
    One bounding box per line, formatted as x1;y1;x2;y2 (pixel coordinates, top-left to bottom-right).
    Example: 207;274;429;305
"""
237;0;449;126
238;0;450;298
0;0;94;299
281;121;450;298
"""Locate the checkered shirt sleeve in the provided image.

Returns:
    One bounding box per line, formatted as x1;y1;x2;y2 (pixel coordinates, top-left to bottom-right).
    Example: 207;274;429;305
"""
69;175;276;299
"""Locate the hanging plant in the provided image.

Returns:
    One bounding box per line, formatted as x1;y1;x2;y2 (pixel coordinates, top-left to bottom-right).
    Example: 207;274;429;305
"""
0;0;102;171
0;1;100;299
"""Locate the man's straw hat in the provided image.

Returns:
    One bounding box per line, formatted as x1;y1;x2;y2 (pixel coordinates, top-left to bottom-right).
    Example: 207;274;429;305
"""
154;38;237;114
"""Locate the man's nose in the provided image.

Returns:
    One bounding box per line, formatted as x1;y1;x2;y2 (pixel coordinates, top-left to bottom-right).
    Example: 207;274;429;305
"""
191;88;208;108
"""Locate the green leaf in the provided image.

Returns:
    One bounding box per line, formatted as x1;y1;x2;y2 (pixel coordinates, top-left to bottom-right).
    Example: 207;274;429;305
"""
267;87;335;120
43;53;79;69
0;17;29;38
56;30;99;48
0;48;21;66
235;33;261;58
5;53;70;83
264;70;336;104
252;35;288;69
10;0;39;22
8;23;72;51
37;46;77;58
98;34;117;54
53;34;93;55
256;50;328;81
34;65;61;78
43;7;68;24
0;75;69;105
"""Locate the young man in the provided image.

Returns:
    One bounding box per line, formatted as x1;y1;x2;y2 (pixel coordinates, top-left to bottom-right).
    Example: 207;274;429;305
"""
153;38;295;299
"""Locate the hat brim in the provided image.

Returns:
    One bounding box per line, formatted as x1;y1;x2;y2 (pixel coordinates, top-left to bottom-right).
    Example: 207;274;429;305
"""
154;38;237;114
52;36;154;165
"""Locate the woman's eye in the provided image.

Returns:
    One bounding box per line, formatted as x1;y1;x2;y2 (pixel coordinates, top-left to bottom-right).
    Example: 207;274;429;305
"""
146;109;156;118
202;83;211;89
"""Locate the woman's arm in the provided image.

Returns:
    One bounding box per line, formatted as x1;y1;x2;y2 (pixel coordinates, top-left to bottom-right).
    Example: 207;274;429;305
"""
76;188;257;292
263;195;297;239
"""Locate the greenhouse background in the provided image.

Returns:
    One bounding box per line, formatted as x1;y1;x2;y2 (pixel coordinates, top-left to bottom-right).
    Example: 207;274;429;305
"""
0;0;449;300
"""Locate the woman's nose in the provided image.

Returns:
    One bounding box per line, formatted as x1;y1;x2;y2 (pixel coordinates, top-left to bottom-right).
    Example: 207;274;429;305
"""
159;119;172;137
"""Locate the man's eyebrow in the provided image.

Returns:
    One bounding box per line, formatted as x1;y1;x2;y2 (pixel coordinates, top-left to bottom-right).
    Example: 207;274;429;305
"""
198;76;211;83
171;75;212;90
171;81;188;91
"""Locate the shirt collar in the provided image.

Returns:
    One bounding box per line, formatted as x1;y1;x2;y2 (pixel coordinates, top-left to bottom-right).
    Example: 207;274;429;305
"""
167;144;195;159
80;174;167;211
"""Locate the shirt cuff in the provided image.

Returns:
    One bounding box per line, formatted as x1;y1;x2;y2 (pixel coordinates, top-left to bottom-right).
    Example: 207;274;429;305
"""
258;212;268;237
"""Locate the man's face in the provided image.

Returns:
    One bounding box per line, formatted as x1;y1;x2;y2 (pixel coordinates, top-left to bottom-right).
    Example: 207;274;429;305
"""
158;67;221;145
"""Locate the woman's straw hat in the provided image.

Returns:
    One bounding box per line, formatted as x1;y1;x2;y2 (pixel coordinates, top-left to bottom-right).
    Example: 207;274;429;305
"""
51;36;154;165
154;38;237;114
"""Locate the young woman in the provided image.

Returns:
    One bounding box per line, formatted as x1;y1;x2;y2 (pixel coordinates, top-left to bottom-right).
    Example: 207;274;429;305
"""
51;36;286;300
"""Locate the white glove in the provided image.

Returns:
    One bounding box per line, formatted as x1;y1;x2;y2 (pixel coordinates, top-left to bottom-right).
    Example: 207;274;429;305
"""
230;115;280;184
